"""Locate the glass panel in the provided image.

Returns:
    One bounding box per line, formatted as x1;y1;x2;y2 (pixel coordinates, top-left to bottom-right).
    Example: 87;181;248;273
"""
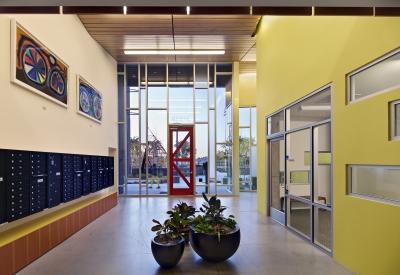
127;110;140;178
168;63;193;84
267;110;284;135
196;124;208;184
140;88;147;143
195;89;208;122
395;103;400;136
216;63;232;72
286;88;331;131
217;185;233;194
314;207;331;252
350;51;400;102
251;146;257;191
350;166;400;203
147;64;166;85
126;179;139;195
270;139;284;212
239;107;250;127
169;87;194;124
148;87;167;108
287;199;311;239
117;63;124;73
216;144;232;186
313;123;331;206
216;75;232;142
118;124;125;188
171;130;191;159
118;75;124;121
239;128;251;188
173;162;190;189
196;185;209;195
140;64;145;86
148;163;167;194
195;64;208;87
148;110;168;184
126;64;139;108
209;64;215;108
209;110;216;179
141;184;147;196
287;129;310;200
251;106;257;144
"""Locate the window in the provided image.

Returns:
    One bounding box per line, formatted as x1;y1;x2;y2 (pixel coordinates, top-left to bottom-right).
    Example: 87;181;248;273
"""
349;165;400;205
391;100;400;140
348;49;400;103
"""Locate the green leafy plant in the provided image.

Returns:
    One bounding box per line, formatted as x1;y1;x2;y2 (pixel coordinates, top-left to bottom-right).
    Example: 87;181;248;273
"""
151;219;180;245
191;193;237;241
167;201;196;242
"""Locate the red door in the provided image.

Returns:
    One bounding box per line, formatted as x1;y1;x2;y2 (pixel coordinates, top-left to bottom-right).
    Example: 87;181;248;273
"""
169;126;194;195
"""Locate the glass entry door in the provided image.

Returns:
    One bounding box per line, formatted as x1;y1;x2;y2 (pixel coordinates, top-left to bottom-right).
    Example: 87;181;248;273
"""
169;126;194;195
269;137;285;225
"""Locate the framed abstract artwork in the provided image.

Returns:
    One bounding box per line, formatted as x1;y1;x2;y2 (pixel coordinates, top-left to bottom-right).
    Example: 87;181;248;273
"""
77;75;103;123
10;19;69;107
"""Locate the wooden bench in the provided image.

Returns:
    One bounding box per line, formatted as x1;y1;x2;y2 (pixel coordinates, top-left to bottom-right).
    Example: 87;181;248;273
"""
280;195;326;211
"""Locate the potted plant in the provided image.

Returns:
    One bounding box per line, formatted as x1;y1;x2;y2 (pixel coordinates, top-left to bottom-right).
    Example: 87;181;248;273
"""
167;201;196;243
189;193;240;263
151;218;185;268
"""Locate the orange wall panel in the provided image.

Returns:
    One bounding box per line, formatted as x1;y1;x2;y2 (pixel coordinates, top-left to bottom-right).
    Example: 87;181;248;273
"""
27;230;40;263
49;221;59;248
13;236;28;273
39;225;50;255
0;243;13;275
59;216;67;242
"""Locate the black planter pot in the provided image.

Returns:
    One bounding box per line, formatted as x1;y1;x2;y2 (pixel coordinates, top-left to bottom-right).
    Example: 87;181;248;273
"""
151;236;185;268
189;225;240;263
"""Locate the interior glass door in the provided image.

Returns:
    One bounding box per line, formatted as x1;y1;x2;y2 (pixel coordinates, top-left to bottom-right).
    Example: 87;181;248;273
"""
169;126;194;195
269;137;285;225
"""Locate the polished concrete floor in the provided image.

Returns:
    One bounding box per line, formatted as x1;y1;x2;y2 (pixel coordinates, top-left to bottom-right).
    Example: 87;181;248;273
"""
17;193;354;275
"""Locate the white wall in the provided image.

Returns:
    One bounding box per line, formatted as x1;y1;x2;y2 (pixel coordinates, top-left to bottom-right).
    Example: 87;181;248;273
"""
0;14;117;154
0;14;117;232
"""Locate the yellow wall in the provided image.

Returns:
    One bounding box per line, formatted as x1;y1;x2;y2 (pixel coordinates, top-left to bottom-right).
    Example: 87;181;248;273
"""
256;16;400;275
0;14;118;232
239;73;257;106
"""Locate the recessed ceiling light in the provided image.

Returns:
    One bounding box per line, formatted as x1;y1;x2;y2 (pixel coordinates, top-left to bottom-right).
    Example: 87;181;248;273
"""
124;50;225;55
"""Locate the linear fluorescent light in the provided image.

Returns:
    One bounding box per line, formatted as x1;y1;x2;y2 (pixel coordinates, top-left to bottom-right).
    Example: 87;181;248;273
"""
299;105;331;111
123;6;127;14
124;50;225;55
187;6;190;15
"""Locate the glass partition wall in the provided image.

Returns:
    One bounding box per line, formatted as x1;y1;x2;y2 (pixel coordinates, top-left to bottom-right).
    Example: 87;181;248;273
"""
267;85;332;253
118;63;233;196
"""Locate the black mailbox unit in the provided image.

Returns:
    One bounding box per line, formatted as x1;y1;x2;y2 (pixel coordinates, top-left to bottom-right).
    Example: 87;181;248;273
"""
97;156;104;190
0;150;6;224
73;155;83;199
7;150;30;222
62;154;74;203
82;155;91;196
91;156;98;192
108;157;114;187
48;153;61;208
103;156;109;188
30;152;47;214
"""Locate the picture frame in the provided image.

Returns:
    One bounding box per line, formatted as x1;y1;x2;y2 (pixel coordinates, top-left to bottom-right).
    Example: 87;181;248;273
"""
77;74;103;123
10;19;69;107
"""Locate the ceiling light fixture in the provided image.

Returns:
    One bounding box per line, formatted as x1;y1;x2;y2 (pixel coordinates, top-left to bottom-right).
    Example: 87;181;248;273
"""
123;6;127;14
187;6;190;15
299;105;331;111
124;50;225;55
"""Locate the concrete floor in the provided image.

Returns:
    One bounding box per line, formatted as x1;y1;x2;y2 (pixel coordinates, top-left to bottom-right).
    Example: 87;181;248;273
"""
17;193;354;275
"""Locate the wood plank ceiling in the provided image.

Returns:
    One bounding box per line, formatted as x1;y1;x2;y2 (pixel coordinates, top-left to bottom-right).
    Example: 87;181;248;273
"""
78;14;259;73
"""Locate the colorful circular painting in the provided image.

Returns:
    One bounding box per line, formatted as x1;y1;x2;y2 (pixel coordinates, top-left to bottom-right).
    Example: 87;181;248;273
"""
50;71;65;96
23;47;47;85
79;87;90;114
93;95;102;120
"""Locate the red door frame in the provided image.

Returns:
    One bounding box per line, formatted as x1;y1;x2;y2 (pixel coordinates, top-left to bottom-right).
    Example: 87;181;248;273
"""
169;126;194;195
